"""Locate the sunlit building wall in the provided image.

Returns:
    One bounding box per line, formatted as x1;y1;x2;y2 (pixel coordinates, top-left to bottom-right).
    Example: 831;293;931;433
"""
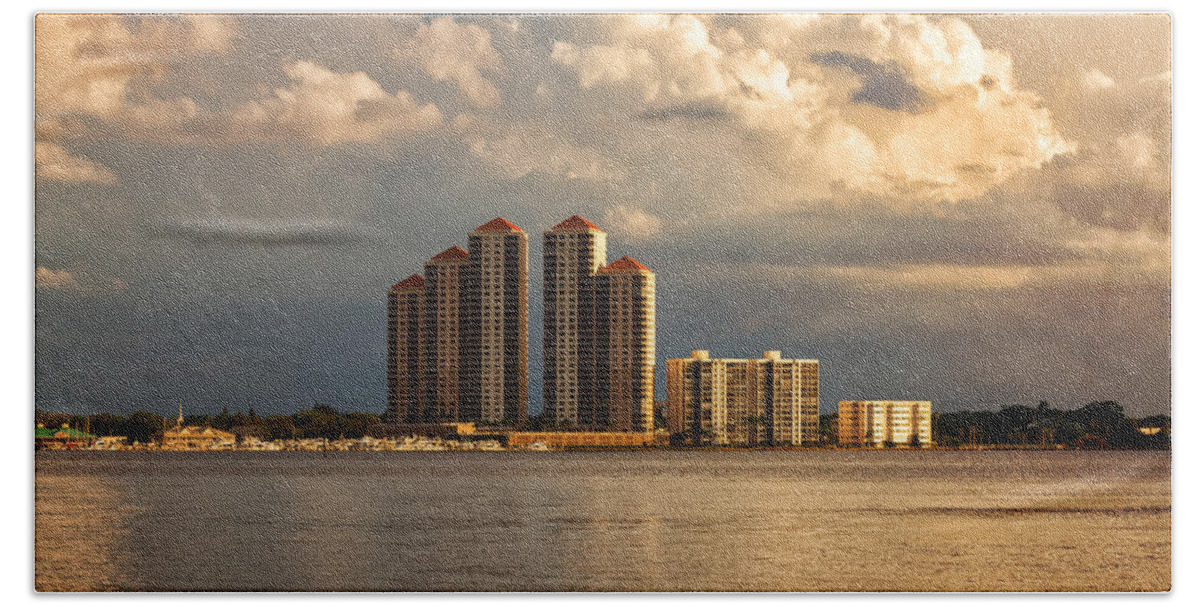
666;350;819;445
462;218;529;425
543;216;606;426
838;400;933;447
591;257;656;432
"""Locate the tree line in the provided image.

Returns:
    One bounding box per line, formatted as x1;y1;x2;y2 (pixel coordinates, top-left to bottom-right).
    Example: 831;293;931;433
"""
816;400;1170;449
38;399;1170;449
35;405;382;443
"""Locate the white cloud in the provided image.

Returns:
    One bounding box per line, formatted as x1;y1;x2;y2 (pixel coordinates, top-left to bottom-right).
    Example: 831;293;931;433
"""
1117;132;1157;169
399;17;503;107
35;142;117;185
1081;68;1116;92
35;267;79;291
36;16;442;150
230;61;443;146
551;14;1073;204
603;205;664;240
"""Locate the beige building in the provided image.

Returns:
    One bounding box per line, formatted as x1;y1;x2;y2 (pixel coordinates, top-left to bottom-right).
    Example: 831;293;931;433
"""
388;218;531;428
160;426;237;451
422;246;469;423
838;400;933;447
666;350;818;446
542;216;656;432
462;218;529;425
592;257;656;432
543;215;607;426
387;274;424;424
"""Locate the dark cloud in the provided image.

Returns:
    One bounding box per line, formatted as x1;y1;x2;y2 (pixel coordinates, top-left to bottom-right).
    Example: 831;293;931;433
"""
151;218;365;246
810;50;929;113
636;202;1082;270
637;102;732;122
1052;182;1171;233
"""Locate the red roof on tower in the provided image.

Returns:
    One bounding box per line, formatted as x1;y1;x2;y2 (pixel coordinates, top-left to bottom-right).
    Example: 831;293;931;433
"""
602;256;651;272
391;274;425;290
430;245;469;261
474;217;524;233
551;215;602;231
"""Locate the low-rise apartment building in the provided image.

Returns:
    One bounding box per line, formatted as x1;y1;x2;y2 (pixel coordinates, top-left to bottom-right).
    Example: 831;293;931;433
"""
838;400;932;447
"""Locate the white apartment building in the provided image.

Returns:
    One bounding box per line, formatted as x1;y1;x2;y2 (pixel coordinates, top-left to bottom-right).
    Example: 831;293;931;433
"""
666;350;819;446
838;400;933;447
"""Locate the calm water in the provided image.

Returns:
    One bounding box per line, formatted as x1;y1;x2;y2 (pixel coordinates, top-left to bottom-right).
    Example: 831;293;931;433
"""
35;450;1170;592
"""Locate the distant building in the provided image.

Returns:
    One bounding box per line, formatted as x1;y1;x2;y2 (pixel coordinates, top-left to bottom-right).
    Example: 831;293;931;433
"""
389;218;529;428
503;430;661;449
34;424;94;450
462;218;529;425
422;246;469;423
591;257;656;432
543;215;607;427
838;400;932;447
666;350;819;446
160;426;236;451
387;274;424;424
543;216;656;432
92;436;128;450
160;402;237;450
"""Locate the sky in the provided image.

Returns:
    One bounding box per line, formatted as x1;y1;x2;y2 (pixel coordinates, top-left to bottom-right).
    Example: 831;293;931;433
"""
33;13;1171;417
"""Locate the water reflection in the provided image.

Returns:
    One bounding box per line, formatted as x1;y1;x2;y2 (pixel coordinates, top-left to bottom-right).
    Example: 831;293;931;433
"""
35;450;1170;591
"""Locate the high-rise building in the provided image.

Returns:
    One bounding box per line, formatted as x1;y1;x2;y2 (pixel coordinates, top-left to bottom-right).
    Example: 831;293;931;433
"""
837;400;932;447
386;274;424;424
591;257;656;432
421;246;469;423
543;216;607;426
461;218;529;425
388;218;530;428
542;216;655;431
666;350;819;446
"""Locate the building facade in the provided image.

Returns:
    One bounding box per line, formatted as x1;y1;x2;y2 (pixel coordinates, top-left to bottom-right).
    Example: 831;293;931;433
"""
421;246;469;423
387;218;530;428
591;257;656;432
837;400;933;447
386;274;424;424
666;350;819;446
542;216;656;432
461;218;529;425
543;215;607;426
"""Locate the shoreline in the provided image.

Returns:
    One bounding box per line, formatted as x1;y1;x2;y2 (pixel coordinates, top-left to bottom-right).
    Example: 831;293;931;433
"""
34;444;1169;453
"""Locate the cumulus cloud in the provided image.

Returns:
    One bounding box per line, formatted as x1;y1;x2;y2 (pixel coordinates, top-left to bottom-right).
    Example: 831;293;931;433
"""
35;15;442;151
551;14;1073;203
34;14;237;120
34;15;239;181
398;17;503;107
810;50;928;112
1081;68;1116;92
35;142;116;184
229;61;443;146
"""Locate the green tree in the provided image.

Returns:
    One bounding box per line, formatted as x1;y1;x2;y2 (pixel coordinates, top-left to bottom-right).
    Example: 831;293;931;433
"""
124;411;166;444
264;415;295;441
